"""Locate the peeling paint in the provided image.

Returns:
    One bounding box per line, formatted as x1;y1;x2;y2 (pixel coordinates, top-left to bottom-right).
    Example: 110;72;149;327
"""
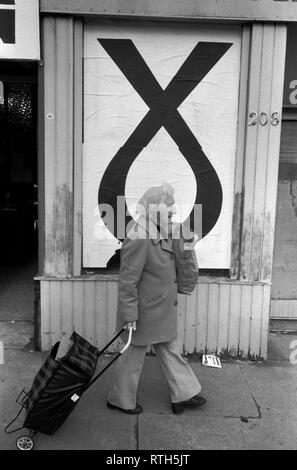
75;211;83;235
240;211;274;282
261;212;273;281
289;180;297;217
45;184;73;276
230;191;243;279
240;213;252;280
250;216;264;281
55;183;74;275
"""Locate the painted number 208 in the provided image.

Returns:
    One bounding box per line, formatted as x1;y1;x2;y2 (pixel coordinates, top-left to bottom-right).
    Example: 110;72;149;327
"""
248;111;280;127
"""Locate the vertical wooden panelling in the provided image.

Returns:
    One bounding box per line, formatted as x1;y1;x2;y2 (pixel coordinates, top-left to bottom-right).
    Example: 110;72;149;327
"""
217;284;231;354
249;285;264;357
184;286;197;354
38;51;46;276
72;281;84;335
40;281;50;350
40;279;271;359
240;24;287;282
94;281;107;349
55;19;74;275
195;283;208;353
84;281;95;343
240;24;263;281
230;25;250;280
42;16;83;277
43;18;56;276
73;20;83;277
238;284;252;355
206;284;220;353
48;281;62;346
249;25;275;280
228;284;242;355
106;281;121;352
60;281;73;335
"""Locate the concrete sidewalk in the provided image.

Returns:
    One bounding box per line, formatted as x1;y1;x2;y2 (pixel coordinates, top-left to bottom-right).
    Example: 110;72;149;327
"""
1;343;297;450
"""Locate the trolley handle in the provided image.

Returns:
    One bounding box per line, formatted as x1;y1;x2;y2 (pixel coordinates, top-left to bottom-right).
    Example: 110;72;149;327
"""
85;326;133;390
120;325;133;354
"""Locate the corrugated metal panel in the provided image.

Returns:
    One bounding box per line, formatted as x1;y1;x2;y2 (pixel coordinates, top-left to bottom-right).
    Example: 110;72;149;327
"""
40;279;271;359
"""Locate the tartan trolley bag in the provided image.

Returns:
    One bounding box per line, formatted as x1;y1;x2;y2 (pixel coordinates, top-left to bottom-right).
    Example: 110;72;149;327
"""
5;328;132;450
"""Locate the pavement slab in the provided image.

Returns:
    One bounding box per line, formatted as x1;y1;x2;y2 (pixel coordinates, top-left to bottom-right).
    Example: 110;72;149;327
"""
268;332;297;362
0;259;36;322
0;321;34;350
139;357;259;418
138;413;297;450
0;282;34;322
139;415;242;450
239;363;297;418
239;363;297;449
1;351;137;450
1;349;297;450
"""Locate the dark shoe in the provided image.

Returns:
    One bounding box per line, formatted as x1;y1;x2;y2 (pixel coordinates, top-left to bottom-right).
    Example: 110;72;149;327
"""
107;401;143;415
171;395;207;414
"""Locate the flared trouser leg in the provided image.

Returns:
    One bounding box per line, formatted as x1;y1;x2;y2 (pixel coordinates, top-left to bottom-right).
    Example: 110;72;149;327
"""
107;344;147;409
107;338;201;408
153;338;201;403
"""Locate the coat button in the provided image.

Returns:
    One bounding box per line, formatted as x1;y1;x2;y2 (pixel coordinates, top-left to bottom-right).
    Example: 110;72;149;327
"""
174;300;178;306
174;278;177;283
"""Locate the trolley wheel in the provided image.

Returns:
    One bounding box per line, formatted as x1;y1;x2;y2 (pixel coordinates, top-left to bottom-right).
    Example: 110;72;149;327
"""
16;436;34;451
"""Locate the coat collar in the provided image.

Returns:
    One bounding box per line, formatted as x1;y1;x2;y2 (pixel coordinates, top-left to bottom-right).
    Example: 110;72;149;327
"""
136;216;173;253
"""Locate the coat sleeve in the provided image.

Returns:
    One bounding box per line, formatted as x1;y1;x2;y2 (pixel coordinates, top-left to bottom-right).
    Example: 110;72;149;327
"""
117;235;147;323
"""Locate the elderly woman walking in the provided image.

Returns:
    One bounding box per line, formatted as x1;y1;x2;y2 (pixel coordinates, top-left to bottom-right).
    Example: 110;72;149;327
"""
107;183;206;414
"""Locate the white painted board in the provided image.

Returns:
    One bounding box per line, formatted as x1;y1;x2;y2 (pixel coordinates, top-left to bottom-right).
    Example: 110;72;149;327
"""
83;20;241;268
0;0;40;60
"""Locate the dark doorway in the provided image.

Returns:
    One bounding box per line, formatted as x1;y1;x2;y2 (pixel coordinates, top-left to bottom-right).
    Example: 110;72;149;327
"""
0;61;38;350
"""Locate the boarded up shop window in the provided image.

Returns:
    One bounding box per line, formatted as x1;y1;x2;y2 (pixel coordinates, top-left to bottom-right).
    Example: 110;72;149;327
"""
82;20;241;272
280;23;297;179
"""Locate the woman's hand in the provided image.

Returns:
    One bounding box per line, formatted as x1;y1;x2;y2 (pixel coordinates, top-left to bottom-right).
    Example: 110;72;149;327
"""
184;233;199;250
124;321;137;331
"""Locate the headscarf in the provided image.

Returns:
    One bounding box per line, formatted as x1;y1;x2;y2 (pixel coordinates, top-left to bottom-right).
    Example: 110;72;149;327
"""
135;182;175;239
136;182;175;214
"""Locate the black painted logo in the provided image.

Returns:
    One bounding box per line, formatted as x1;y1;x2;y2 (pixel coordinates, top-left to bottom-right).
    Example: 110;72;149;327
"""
97;39;232;240
0;0;15;44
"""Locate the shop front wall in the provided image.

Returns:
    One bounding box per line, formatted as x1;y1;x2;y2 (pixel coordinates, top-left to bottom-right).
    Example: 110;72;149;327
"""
38;15;287;359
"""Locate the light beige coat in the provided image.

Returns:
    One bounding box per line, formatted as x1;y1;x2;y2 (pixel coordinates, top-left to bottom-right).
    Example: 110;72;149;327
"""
117;218;178;346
